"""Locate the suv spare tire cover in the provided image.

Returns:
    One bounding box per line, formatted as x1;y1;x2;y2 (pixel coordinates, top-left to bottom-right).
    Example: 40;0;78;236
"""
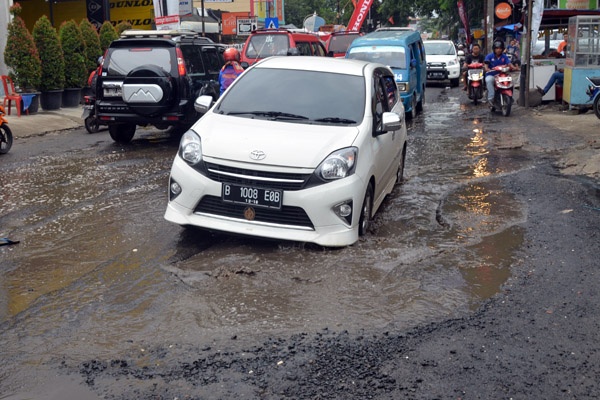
122;65;174;116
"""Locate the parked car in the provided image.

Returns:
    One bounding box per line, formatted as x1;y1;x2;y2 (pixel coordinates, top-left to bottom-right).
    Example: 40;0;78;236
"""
323;31;362;57
423;39;461;86
240;28;326;67
164;56;408;247
95;30;225;143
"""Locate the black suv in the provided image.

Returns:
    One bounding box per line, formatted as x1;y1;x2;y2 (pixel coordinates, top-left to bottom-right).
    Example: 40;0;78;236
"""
96;30;225;143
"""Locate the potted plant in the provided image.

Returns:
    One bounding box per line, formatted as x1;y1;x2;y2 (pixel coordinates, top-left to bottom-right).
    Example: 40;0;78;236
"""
115;21;133;36
59;19;88;107
80;19;103;99
3;2;42;114
99;21;119;53
33;15;65;110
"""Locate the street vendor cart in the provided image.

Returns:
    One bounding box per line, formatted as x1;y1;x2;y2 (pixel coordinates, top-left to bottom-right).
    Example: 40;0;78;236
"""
563;15;600;107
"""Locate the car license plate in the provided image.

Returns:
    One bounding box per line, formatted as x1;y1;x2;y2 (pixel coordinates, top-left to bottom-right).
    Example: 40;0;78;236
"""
222;183;282;209
103;87;122;97
430;72;445;78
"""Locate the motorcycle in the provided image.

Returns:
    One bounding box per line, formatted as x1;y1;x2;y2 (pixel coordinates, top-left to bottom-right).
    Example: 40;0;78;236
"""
585;76;600;119
0;105;13;154
466;62;484;105
81;95;104;134
489;65;515;117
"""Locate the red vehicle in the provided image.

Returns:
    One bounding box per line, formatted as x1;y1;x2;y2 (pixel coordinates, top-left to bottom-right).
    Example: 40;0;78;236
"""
240;28;326;67
489;65;516;117
323;31;363;58
466;62;484;105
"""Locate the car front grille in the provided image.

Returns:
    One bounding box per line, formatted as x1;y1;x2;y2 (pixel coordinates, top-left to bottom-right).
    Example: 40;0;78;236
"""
194;195;314;229
427;62;447;68
204;162;312;191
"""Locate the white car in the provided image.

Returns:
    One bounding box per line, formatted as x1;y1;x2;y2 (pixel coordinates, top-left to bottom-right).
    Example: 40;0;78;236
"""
423;40;461;86
164;56;408;247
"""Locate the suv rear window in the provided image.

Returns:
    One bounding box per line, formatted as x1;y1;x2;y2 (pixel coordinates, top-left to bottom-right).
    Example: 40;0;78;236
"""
179;46;222;77
105;47;173;76
245;34;290;58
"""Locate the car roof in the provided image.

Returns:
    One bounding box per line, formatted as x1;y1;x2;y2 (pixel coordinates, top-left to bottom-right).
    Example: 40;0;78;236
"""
252;56;380;77
424;39;454;43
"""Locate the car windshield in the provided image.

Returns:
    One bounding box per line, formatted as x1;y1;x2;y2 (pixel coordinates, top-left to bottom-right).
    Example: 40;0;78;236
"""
328;34;360;53
105;47;172;76
424;42;456;56
245;34;290;58
216;67;365;125
346;46;406;69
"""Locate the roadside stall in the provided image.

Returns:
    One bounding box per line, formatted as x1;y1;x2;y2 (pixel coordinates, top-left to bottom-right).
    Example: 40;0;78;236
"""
563;15;600;107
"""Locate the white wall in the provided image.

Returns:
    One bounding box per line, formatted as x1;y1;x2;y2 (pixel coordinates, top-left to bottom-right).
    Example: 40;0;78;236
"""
0;0;14;77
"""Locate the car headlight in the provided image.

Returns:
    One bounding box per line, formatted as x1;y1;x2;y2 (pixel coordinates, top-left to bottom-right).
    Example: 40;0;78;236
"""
448;60;458;66
397;82;409;92
316;147;357;180
179;129;202;165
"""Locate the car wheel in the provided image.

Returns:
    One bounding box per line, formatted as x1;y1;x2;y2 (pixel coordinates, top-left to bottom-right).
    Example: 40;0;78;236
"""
416;87;424;113
122;65;173;117
408;94;417;120
109;123;136;143
358;183;374;237
396;145;407;185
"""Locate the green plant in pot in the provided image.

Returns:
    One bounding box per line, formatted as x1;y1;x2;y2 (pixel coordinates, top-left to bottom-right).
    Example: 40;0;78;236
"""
80;19;102;74
3;2;42;114
99;21;118;53
33;15;65;110
59;19;88;107
115;21;133;36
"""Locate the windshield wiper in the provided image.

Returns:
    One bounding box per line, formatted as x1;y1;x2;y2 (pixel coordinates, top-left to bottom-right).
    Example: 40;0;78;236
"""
227;111;309;120
313;117;357;124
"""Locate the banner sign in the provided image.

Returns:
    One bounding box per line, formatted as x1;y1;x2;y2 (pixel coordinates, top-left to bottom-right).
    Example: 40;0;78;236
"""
86;0;109;29
347;0;374;32
457;0;471;46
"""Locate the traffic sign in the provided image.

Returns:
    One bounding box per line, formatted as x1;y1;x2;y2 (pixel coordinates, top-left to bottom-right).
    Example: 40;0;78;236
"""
265;18;279;29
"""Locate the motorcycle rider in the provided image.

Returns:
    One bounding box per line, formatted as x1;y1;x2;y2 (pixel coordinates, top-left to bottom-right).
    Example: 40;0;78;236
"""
462;43;485;91
484;40;518;106
219;48;244;96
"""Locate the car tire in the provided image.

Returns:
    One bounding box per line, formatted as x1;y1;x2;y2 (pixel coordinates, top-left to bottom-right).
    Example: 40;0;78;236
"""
416;87;424;113
358;182;374;237
396;144;407;185
122;65;173;117
408;93;417;120
109;123;136;143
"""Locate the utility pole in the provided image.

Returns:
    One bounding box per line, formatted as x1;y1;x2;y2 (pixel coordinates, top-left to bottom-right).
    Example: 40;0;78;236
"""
485;0;495;54
522;0;533;107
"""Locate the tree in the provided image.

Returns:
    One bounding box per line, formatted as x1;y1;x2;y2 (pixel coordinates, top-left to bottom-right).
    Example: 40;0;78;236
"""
59;20;88;88
80;19;102;73
4;3;42;91
115;21;133;35
33;15;65;91
99;21;118;52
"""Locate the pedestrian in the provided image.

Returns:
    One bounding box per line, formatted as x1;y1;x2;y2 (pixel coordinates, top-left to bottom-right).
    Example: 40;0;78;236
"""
484;39;518;106
537;68;564;96
505;38;520;63
219;48;244;96
557;33;568;55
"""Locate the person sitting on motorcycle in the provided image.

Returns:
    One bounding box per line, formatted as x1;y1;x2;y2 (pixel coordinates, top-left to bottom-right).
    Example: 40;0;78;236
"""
484;40;518;106
462;43;485;91
219;48;244;96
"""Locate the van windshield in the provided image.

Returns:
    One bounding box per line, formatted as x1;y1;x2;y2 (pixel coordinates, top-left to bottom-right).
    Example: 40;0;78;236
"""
424;42;456;55
346;45;406;69
245;34;290;59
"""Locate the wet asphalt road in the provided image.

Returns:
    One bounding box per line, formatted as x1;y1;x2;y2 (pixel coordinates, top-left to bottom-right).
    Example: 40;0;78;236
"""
1;85;599;399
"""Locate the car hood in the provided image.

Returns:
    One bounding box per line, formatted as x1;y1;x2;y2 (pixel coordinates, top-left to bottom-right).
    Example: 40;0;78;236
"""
426;54;458;63
194;113;362;168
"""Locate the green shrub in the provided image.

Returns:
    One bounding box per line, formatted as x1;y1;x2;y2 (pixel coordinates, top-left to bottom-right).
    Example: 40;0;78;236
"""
80;19;102;73
99;21;118;52
59;20;88;88
4;11;42;91
115;21;133;36
33;15;65;91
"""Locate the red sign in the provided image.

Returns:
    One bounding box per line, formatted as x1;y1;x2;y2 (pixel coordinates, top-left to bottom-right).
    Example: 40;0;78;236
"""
495;2;512;19
347;0;375;32
222;12;251;35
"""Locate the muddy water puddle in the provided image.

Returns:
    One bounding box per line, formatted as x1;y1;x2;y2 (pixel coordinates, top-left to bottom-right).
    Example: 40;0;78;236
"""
0;91;533;392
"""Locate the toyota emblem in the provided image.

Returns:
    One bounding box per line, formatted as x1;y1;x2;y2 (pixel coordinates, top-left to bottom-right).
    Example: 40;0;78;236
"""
250;150;266;160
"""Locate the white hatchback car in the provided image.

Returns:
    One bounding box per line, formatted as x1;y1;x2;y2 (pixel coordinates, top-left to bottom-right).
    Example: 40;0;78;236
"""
423;40;461;87
164;56;408;247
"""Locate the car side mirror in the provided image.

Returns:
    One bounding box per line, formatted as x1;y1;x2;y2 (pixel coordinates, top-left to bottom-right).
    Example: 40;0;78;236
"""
194;95;214;114
287;48;300;56
327;50;334;57
240;61;249;69
376;112;403;136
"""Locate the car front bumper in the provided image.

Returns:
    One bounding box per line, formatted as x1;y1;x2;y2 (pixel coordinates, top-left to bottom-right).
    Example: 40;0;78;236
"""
164;156;367;247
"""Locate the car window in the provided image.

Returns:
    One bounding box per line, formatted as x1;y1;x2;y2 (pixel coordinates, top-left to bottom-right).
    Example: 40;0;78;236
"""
312;42;326;56
328;34;360;53
216;68;365;125
424;42;456;56
347;45;407;69
105;47;173;76
372;71;387;131
180;46;206;76
382;74;398;109
245;34;290;58
296;42;312;56
201;48;223;74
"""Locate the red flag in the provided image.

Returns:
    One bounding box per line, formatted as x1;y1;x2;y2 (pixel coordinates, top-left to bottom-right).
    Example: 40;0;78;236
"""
388;16;394;25
457;0;471;45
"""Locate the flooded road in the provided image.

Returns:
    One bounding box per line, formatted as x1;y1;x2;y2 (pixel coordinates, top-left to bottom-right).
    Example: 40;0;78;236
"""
0;87;532;396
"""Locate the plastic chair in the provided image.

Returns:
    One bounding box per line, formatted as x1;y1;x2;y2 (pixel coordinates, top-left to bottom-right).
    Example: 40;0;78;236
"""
1;75;26;117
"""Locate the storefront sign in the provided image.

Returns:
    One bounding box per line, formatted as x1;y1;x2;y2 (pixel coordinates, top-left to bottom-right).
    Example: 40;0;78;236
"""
495;2;512;20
